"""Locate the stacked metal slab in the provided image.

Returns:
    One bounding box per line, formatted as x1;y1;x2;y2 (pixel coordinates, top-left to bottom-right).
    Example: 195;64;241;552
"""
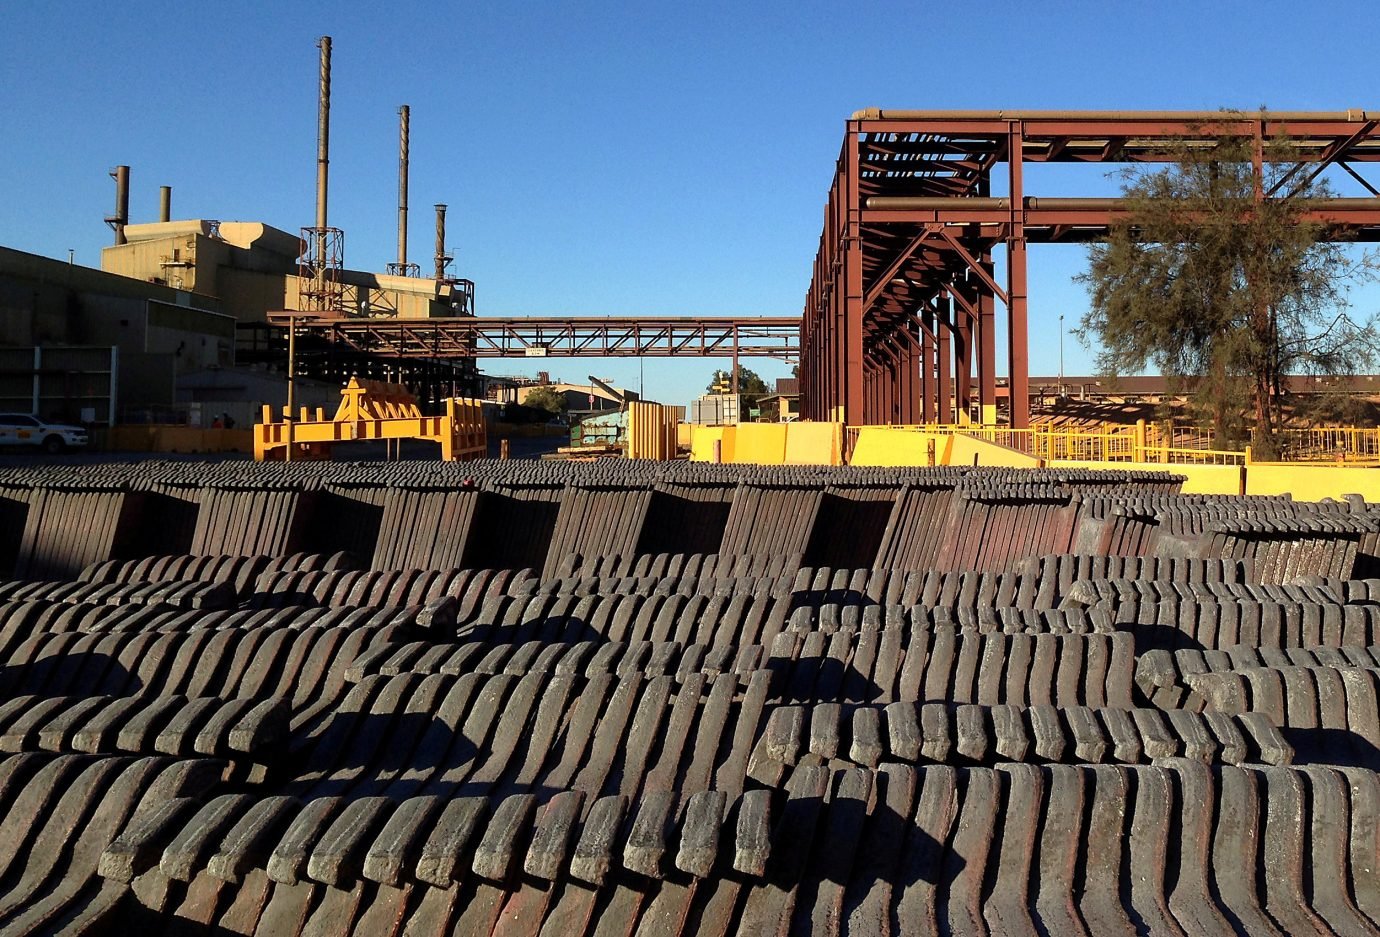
0;460;1375;935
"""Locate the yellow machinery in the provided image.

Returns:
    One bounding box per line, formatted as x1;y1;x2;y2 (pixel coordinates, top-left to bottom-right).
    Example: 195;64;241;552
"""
254;377;485;462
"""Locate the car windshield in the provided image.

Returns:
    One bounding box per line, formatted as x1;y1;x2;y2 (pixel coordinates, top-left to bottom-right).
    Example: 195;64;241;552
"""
0;415;38;427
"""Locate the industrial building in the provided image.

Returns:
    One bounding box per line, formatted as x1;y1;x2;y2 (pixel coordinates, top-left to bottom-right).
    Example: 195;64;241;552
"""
0;174;479;427
0;245;233;423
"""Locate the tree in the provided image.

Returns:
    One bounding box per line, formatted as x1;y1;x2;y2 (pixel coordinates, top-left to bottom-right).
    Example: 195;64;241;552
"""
706;367;770;400
1076;112;1378;454
524;386;567;415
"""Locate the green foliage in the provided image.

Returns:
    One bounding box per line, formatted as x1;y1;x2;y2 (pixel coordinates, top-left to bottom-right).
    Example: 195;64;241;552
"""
1075;110;1379;452
707;367;770;400
524;386;567;414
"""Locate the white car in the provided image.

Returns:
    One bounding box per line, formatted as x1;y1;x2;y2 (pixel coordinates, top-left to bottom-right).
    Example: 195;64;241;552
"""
0;414;89;453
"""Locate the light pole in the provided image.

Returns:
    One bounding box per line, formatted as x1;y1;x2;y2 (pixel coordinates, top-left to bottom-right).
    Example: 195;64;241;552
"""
1058;314;1065;396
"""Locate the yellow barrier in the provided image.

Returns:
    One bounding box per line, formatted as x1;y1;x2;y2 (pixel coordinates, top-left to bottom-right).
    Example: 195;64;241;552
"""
784;422;843;465
687;419;1380;499
1052;459;1246;495
730;424;788;464
949;434;1041;468
1244;463;1380;501
688;422;844;465
850;428;952;467
689;425;729;462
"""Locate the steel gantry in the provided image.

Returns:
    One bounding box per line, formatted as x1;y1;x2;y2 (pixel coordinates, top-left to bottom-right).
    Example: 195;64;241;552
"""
266;314;800;359
800;109;1380;427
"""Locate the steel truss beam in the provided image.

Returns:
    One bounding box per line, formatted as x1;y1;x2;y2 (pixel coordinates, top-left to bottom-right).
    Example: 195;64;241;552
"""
801;109;1380;427
267;315;800;359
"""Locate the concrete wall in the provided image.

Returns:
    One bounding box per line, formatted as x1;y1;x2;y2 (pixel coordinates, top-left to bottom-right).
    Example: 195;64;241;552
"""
176;366;340;430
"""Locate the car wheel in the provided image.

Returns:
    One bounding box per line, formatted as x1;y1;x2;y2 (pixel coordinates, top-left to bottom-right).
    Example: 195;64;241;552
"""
41;435;65;454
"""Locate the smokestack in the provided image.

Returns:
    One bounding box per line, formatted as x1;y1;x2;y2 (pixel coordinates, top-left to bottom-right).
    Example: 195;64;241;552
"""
315;36;331;255
397;105;409;272
107;165;130;245
159;186;171;223
434;203;449;281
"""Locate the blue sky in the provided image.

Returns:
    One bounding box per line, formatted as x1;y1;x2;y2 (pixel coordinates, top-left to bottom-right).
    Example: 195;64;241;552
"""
2;1;1377;407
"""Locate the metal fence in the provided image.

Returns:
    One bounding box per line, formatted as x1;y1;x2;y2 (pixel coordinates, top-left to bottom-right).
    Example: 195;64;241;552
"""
845;419;1380;467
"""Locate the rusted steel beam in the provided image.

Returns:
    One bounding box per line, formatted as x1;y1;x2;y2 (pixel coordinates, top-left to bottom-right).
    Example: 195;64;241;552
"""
1268;120;1379;197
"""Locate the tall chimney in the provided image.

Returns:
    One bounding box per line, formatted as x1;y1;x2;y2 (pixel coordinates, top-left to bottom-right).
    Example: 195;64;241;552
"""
397;105;409;272
434;203;449;281
108;165;130;245
159;186;171;223
315;36;332;258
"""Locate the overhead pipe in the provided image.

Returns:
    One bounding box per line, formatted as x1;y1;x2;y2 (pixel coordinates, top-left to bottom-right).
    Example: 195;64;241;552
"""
159;186;171;223
397;105;409;272
107;165;130;245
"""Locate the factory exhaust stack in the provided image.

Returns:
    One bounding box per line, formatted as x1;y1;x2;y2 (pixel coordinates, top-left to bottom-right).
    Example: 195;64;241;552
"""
159;186;171;223
434;203;450;281
315;35;331;257
398;105;409;272
106;165;130;245
298;35;343;315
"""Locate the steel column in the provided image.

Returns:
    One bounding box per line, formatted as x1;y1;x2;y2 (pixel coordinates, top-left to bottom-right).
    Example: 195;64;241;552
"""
937;293;953;423
952;278;974;423
844;121;865;423
1007;121;1030;427
920;307;937;423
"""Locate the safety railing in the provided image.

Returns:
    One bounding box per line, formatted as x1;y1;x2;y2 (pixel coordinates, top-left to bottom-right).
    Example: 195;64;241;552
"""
885;421;1249;465
850;419;1380;466
1273;426;1380;462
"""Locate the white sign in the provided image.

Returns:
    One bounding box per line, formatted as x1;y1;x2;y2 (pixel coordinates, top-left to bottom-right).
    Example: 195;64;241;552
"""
524;346;549;357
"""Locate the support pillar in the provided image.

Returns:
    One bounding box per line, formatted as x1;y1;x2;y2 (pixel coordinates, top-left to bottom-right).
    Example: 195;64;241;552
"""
905;330;923;424
1007;121;1030;428
937;293;953;424
920;308;937;423
971;179;997;425
952;278;974;424
844;121;865;424
978;248;997;425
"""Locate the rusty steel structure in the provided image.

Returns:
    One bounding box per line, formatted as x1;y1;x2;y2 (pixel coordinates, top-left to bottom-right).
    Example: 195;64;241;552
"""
801;109;1380;428
269;314;800;359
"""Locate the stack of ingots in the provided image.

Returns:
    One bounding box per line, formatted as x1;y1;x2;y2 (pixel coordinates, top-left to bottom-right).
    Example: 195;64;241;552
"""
0;459;1372;934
